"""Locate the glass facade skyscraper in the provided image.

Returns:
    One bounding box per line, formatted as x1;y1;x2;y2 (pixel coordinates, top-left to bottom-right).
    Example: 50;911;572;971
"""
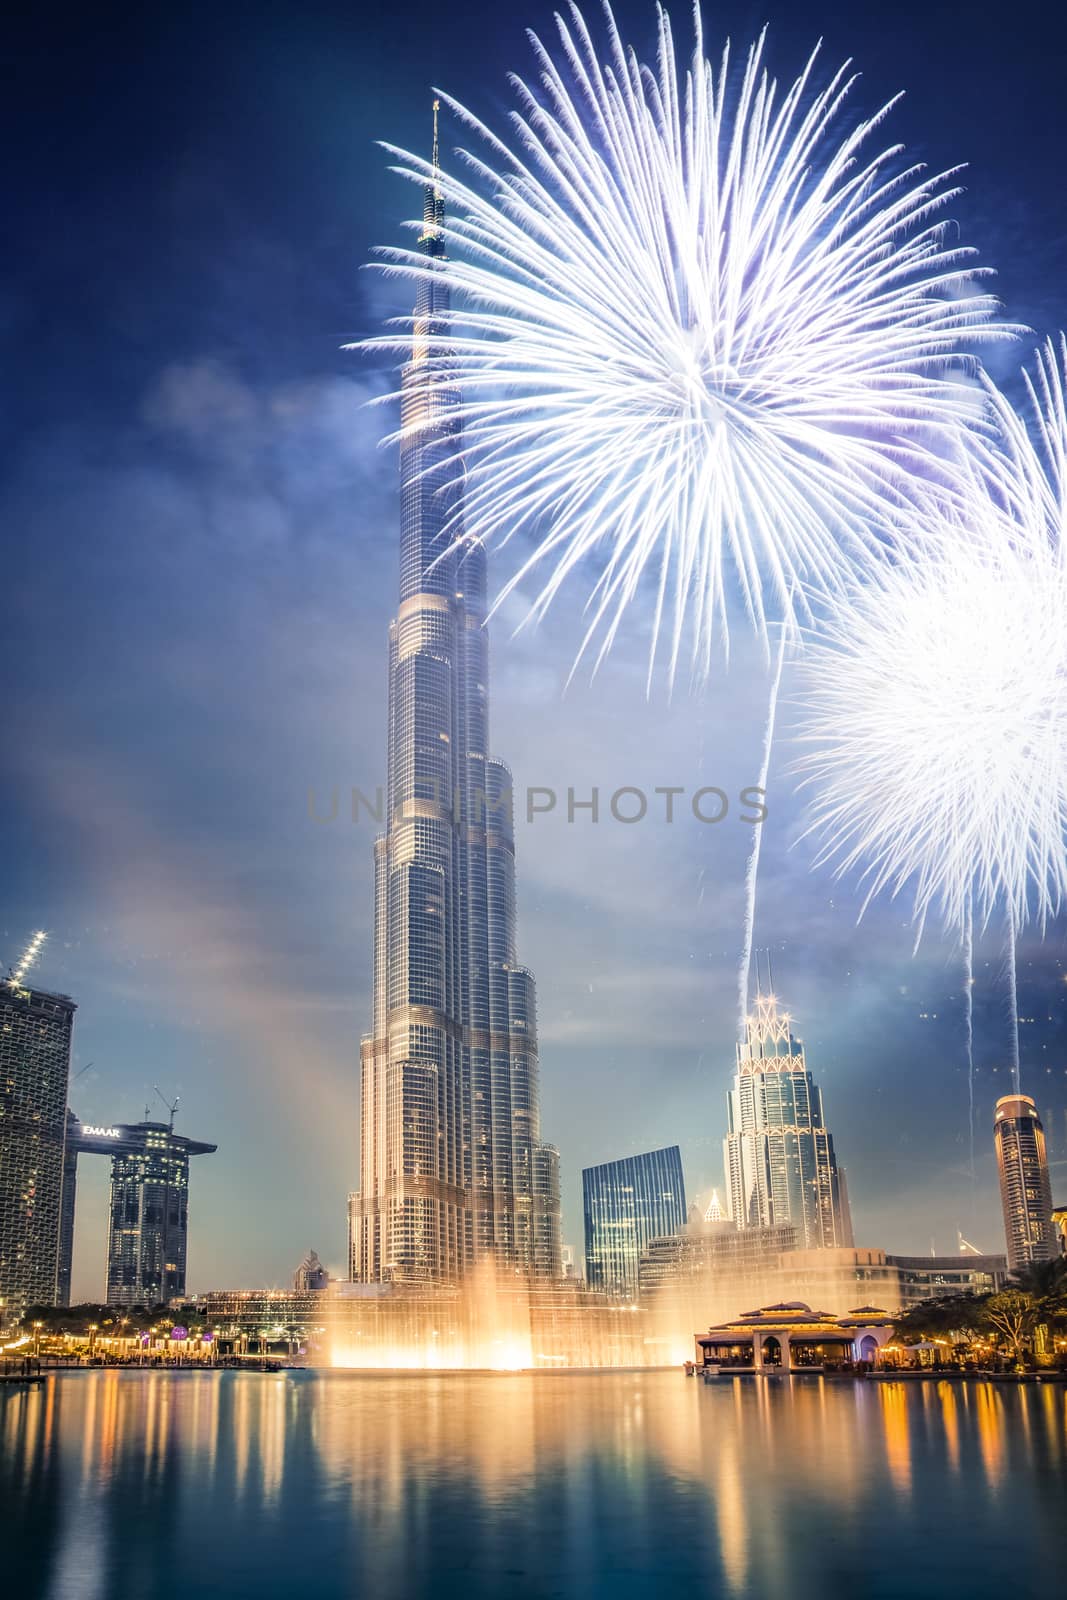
724;990;852;1249
0;982;75;1322
583;1146;687;1297
58;1119;217;1306
350;124;562;1285
994;1094;1056;1271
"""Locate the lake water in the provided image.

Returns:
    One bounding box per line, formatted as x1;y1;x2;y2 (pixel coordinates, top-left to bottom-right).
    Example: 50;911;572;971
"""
3;1370;1065;1598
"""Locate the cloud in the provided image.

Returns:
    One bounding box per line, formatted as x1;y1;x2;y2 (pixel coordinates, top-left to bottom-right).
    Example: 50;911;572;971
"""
143;358;259;435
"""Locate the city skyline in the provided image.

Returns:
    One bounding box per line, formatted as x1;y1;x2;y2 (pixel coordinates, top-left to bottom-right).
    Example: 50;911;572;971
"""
8;934;1067;1299
4;8;1067;1600
3;0;1067;1297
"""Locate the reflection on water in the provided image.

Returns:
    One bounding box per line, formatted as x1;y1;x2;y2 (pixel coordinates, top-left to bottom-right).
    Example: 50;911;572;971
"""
4;1372;1065;1599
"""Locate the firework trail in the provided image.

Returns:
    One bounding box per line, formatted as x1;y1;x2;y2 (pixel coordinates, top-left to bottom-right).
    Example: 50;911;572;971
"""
797;339;1067;1093
963;900;974;1177
737;624;789;1031
365;2;1013;684
1004;915;1021;1096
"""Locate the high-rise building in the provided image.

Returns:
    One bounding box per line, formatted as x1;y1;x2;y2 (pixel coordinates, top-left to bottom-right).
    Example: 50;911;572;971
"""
57;1110;80;1306
350;116;562;1285
292;1248;330;1292
724;989;852;1249
583;1146;687;1298
0;982;76;1323
994;1095;1056;1271
0;979;75;1318
58;1119;217;1306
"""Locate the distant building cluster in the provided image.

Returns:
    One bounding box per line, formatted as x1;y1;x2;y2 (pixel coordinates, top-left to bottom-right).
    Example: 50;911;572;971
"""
1;977;215;1326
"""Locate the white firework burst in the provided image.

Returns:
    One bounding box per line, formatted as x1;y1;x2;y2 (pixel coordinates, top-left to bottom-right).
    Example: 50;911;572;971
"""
795;343;1067;944
366;2;1015;680
796;539;1067;940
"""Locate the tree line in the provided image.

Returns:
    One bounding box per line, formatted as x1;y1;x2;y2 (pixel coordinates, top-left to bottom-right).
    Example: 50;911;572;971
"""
891;1259;1067;1368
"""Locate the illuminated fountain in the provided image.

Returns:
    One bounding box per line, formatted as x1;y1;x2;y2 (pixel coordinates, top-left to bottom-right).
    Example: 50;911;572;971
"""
326;1261;658;1371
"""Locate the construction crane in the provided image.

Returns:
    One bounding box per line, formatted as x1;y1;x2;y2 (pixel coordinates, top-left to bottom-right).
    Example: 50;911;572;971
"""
153;1087;180;1131
6;929;47;988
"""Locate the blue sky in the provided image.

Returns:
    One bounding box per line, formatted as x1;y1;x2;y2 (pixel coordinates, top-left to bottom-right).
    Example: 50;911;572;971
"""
3;0;1066;1296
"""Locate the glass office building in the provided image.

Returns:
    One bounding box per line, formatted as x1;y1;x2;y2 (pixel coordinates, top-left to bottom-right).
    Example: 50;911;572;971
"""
583;1146;687;1297
725;989;852;1250
0;982;76;1323
350;128;562;1285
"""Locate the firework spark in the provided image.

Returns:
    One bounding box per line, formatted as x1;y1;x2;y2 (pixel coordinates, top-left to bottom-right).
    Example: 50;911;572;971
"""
366;3;1014;681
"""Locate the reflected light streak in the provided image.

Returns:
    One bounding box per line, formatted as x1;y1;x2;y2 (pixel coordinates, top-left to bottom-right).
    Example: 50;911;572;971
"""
975;1384;1005;1488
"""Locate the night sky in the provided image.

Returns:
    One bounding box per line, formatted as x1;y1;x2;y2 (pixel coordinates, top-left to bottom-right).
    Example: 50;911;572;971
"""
3;0;1067;1297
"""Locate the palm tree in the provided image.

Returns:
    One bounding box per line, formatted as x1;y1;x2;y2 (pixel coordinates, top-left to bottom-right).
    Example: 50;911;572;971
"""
1010;1256;1067;1302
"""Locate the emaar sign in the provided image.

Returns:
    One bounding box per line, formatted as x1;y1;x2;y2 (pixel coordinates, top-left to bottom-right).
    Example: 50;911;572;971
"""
82;1125;120;1138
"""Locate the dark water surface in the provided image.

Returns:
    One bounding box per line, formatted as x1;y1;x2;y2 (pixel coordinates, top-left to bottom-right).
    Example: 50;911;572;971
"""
3;1369;1066;1599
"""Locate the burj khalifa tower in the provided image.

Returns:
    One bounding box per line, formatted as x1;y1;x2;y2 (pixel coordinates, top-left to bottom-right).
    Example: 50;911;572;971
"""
349;111;563;1285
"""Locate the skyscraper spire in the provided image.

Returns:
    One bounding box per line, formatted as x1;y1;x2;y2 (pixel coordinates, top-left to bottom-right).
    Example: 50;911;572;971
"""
420;97;444;245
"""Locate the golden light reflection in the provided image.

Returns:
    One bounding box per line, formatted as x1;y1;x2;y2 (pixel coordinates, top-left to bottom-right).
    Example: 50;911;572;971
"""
938;1382;960;1475
0;1367;1054;1596
1039;1382;1066;1470
974;1384;1005;1487
876;1382;912;1493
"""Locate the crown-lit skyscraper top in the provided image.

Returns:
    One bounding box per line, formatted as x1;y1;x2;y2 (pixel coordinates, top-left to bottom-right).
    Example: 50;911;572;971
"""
736;990;804;1074
725;976;852;1249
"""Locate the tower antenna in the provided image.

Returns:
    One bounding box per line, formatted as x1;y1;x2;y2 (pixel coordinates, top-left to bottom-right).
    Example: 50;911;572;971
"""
419;98;445;246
